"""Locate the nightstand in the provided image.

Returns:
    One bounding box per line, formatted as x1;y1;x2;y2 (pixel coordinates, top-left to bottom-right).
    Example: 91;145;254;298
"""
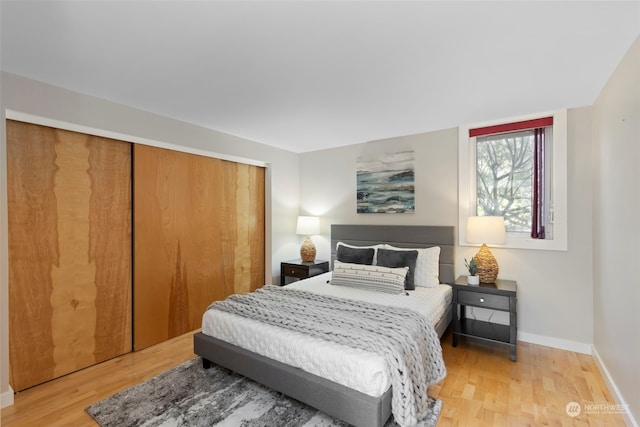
451;276;518;361
280;259;329;286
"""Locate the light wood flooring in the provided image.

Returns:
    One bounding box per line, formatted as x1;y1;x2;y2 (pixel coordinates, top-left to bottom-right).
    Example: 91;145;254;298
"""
1;329;626;426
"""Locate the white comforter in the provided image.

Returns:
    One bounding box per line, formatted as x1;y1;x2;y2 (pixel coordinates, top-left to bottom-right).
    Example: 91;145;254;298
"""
201;272;452;397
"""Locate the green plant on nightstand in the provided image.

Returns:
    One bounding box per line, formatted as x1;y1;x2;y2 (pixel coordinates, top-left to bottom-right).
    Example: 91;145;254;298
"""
465;258;480;285
465;258;477;274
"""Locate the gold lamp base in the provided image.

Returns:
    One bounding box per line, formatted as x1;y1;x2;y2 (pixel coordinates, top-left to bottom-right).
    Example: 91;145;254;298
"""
474;243;499;283
300;235;316;262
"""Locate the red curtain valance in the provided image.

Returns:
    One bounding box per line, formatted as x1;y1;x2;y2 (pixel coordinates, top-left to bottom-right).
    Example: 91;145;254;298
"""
469;116;553;138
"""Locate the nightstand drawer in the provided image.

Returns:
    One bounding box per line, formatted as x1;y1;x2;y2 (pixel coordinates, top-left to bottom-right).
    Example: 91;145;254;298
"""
280;260;329;285
282;265;308;278
457;290;510;310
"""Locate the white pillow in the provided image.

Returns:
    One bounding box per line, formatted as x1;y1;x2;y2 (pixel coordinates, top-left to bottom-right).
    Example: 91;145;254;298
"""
336;242;385;265
331;261;407;294
383;244;441;288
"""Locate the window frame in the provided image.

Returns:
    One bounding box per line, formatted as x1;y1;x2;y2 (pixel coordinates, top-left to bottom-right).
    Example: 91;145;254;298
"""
458;110;568;251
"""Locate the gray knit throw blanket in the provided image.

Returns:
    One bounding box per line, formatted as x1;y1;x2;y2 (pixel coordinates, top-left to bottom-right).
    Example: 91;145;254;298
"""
208;285;447;427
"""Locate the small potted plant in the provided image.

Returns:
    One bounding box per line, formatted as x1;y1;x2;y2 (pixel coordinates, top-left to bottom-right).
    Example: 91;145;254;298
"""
465;258;480;285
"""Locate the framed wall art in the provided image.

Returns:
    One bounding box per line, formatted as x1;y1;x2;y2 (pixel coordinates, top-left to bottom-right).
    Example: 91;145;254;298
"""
356;151;415;213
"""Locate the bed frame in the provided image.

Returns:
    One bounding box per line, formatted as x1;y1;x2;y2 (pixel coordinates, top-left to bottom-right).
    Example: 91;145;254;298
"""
193;224;454;427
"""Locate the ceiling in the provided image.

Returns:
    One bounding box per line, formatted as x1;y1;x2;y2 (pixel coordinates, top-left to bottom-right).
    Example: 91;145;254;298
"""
1;1;639;153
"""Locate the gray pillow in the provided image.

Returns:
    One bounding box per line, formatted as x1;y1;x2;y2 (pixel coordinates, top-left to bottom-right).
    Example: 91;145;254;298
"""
376;248;418;290
336;245;375;265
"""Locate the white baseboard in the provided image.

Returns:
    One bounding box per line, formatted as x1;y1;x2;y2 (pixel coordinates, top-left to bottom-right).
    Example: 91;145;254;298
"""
592;346;638;427
517;331;592;354
1;386;14;408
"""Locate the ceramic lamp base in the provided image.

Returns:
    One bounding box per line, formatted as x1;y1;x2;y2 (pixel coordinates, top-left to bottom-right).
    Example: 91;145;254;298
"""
300;236;316;262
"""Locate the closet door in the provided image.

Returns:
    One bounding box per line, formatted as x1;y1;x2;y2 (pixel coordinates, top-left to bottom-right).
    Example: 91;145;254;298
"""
133;144;265;350
7;120;132;391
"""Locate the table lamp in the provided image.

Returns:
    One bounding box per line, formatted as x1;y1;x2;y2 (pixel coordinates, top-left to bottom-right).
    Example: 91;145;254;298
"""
466;216;506;283
296;216;320;262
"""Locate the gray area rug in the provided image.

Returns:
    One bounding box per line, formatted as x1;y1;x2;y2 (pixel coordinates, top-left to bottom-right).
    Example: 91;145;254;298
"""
86;358;442;426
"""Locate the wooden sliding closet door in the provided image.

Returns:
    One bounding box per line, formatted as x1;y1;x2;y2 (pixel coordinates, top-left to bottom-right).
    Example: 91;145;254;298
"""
133;144;265;350
7;120;132;391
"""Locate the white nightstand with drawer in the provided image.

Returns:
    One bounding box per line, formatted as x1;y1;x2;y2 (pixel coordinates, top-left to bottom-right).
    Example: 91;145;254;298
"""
451;276;518;361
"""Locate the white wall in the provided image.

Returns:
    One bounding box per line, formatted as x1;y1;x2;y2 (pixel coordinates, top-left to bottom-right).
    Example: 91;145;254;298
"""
0;71;302;404
299;127;459;233
300;108;595;354
299;127;459;275
592;37;639;425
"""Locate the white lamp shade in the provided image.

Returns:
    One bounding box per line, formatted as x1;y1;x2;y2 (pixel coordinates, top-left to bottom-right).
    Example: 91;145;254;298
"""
296;216;320;236
466;216;506;244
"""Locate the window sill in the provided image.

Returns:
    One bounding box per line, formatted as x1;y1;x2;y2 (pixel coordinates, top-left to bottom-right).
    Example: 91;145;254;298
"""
458;233;567;251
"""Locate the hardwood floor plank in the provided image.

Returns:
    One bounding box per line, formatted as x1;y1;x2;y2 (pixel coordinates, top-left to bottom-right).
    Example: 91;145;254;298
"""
2;331;196;427
434;336;626;426
1;329;627;426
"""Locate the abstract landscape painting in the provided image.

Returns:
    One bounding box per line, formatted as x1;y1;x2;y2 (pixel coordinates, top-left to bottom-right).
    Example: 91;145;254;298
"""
357;151;415;213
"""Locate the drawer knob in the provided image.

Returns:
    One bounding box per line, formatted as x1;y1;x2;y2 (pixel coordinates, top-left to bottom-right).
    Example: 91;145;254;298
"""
480;298;485;303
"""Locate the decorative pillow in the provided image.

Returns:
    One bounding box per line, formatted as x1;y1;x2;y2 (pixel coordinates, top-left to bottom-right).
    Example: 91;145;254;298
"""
336;242;384;265
384;244;441;288
376;248;418;290
331;261;407;294
336;243;376;265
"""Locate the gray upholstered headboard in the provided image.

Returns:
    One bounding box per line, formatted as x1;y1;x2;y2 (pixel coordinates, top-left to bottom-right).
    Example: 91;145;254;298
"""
330;224;455;284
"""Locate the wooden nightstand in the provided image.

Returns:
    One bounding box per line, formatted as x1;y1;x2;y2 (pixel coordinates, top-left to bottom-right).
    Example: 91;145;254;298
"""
451;276;518;361
280;259;329;286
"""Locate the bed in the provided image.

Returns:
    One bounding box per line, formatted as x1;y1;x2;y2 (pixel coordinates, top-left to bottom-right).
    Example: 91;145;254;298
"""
193;224;454;427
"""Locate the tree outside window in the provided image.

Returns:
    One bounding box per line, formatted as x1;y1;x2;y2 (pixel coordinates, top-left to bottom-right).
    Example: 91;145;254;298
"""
475;130;534;233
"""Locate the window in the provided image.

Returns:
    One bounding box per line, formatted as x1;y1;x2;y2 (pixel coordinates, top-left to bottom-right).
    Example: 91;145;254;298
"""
459;110;567;251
